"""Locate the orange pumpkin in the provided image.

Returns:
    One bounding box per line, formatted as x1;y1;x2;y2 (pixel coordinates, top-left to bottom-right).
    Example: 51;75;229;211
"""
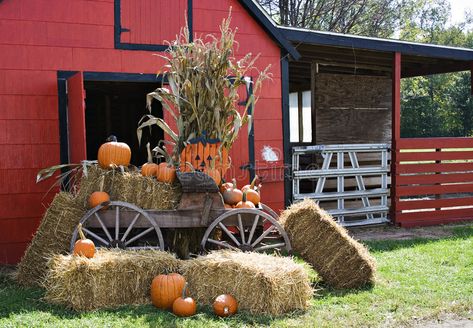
151;273;186;310
88;191;110;208
156;162;177;184
244;189;260;206
204;167;222;186
213;294;238;317
172;283;197;317
235;191;256;209
73;223;95;258
142;142;158;176
224;203;233;209
241;175;259;193
97;135;131;169
222;179;243;206
219;180;233;194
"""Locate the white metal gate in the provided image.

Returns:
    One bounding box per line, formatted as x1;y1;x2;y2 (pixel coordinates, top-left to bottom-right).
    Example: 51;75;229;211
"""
292;144;390;226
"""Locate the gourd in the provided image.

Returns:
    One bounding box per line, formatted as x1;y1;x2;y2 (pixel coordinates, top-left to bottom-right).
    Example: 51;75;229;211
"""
213;294;238;317
97;135;131;169
150;273;186;310
73;223;95;258
172;283;197;317
142;143;159;177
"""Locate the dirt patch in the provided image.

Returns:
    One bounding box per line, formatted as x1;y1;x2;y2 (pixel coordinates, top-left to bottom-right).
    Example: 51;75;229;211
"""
412;312;473;328
348;222;472;241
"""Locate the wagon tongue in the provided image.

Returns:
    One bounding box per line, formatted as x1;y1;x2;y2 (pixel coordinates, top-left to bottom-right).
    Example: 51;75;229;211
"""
177;171;219;193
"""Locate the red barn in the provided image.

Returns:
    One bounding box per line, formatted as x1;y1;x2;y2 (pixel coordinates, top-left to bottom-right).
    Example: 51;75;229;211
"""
2;0;473;264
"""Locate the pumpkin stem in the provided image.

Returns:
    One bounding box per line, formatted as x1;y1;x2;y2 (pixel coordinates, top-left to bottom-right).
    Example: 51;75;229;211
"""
242;190;247;203
99;175;105;192
232;178;237;190
146;142;153;164
106;135;117;142
250;175;258;189
78;223;86;240
181;282;188;299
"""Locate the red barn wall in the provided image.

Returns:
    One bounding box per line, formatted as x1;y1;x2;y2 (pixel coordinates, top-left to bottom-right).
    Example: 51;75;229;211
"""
0;0;284;264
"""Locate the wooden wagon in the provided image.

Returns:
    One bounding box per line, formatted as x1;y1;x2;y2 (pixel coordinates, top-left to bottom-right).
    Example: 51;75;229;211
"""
70;171;291;256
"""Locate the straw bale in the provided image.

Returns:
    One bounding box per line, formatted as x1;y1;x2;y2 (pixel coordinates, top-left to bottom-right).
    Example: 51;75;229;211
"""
75;166;181;209
16;192;87;287
43;249;182;311
181;250;313;316
280;199;376;289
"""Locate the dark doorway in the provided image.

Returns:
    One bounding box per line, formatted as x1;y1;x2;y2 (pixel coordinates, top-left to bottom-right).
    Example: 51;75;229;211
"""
84;81;164;166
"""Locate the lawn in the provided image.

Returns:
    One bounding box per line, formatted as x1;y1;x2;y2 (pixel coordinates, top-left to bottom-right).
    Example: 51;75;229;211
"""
1;225;473;328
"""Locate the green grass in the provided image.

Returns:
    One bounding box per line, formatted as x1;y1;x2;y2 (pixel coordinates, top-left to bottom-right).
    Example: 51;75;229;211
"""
2;226;473;327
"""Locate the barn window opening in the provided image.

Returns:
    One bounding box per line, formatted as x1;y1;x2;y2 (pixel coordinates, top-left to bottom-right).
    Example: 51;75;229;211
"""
289;90;312;143
84;81;163;166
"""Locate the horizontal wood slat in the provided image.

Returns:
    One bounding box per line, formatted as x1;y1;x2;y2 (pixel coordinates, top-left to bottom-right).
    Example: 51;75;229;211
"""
396;173;473;186
396;162;473;174
396;208;473;222
397;183;473;196
397;197;473;211
397;137;473;149
398;150;473;162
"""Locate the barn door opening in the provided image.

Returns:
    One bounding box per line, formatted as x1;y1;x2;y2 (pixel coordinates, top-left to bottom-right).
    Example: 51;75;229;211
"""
84;81;163;165
67;72;87;163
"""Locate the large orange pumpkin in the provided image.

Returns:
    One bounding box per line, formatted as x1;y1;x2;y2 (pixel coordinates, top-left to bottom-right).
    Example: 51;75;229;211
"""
150;273;186;310
97;135;131;169
73;223;95;258
156;162;177;184
213;294;238;317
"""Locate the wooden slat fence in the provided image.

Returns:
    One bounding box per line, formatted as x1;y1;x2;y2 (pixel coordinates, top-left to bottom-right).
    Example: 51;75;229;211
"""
393;137;473;227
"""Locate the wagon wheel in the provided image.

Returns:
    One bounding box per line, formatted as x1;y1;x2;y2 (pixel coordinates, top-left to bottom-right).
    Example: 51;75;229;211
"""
70;201;164;252
201;208;291;254
260;203;279;220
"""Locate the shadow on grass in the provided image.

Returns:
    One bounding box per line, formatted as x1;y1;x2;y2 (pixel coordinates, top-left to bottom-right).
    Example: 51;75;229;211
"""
362;225;473;253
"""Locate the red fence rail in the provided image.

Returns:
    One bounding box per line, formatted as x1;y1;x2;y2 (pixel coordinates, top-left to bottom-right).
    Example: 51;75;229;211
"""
393;137;473;227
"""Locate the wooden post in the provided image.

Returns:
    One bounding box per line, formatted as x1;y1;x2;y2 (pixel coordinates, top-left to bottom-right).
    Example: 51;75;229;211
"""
391;52;401;224
311;61;317;144
470;62;473;95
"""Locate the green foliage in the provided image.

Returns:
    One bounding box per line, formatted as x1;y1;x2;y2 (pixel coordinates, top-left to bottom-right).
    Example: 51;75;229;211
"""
137;13;270;162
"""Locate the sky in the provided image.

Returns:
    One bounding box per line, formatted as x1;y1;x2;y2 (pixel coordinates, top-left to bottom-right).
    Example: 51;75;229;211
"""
449;0;473;25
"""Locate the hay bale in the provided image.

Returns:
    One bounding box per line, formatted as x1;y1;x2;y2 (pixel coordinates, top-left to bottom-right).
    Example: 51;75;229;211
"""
280;199;376;289
75;166;181;209
181;250;313;316
16;192;87;287
43;249;182;311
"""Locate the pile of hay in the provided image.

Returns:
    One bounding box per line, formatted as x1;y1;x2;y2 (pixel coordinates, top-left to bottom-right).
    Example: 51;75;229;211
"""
43;249;182;311
16;192;87;286
75;166;181;210
181;250;313;316
280;199;376;289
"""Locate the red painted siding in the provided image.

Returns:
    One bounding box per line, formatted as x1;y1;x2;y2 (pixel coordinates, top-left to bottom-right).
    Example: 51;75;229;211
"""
0;0;284;263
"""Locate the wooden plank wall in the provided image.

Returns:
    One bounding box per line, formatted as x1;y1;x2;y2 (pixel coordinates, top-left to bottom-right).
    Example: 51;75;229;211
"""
315;73;392;144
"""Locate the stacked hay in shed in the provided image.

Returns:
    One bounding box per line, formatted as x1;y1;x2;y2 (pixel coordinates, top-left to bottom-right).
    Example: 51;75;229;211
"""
181;250;313;316
280;199;376;289
16;165;182;286
44;249;182;311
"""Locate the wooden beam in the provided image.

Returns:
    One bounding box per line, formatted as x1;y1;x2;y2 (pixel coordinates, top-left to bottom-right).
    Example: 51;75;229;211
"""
391;52;401;224
311;62;317;144
471;62;473;95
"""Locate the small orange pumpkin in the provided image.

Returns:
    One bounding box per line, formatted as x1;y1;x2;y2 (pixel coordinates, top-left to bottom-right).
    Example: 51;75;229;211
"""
172;283;197;317
88;191;110;208
244;189;260;206
213;294;238;317
241;175;259;193
222;179;243;206
151;273;186;310
73;223;95;258
142;143;158;176
97;135;131;169
235;191;256;209
156;162;177;184
219;180;233;194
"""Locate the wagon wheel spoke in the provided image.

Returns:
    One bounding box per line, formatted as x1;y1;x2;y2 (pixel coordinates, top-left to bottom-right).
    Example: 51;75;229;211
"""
115;206;120;240
82;227;109;246
251;226;275;248
94;212;113;242
125;227;155;246
121;212;141;242
207;238;239;251
126;246;161;250
254;243;286;252
247;214;260;245
237;214;246;244
218;222;241;246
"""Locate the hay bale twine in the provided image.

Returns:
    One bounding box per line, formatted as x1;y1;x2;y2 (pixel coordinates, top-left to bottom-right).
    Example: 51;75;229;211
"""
280;199;376;289
16;192;87;287
181;250;313;316
43;249;182;311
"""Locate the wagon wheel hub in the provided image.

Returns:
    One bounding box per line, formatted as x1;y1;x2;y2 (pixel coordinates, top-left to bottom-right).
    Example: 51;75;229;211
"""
110;240;126;249
239;244;254;252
